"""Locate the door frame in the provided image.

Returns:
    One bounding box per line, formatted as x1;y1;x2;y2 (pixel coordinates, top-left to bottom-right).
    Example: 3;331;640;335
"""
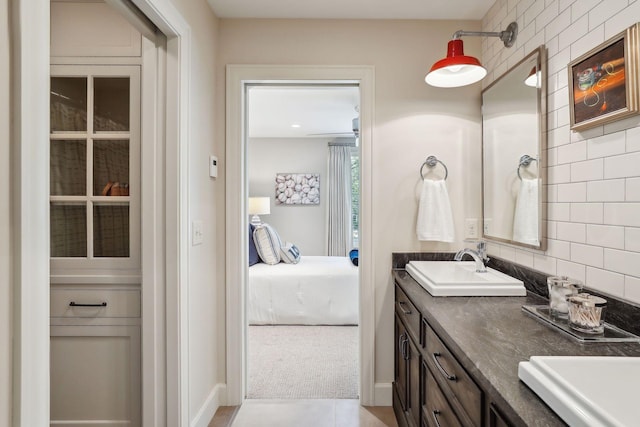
12;0;191;425
225;65;375;405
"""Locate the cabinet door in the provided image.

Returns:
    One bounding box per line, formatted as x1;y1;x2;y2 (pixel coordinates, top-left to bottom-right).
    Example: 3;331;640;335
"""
489;404;510;427
395;314;409;411
50;325;141;427
408;336;421;427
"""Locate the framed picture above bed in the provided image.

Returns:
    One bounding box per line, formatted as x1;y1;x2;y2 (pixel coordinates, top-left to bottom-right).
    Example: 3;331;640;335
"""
275;173;320;205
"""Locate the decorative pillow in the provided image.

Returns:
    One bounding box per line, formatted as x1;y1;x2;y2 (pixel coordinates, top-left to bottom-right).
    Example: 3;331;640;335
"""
281;242;301;264
248;223;261;266
252;223;282;265
349;249;359;266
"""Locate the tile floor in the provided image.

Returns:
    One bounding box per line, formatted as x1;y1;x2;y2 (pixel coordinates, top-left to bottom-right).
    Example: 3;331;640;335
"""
208;399;398;427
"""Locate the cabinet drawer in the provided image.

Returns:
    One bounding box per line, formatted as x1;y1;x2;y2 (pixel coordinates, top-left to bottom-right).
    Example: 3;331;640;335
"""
51;289;140;318
426;325;482;427
423;361;462;427
396;285;421;343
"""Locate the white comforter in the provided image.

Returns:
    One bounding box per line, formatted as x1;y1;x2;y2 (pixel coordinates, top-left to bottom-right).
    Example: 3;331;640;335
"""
248;256;359;325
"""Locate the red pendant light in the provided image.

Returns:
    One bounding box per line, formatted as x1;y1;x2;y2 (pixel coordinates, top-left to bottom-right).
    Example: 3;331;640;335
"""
425;39;487;88
425;22;518;88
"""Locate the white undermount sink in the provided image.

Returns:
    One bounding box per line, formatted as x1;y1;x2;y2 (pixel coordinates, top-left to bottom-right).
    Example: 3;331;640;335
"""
519;356;640;427
406;261;526;297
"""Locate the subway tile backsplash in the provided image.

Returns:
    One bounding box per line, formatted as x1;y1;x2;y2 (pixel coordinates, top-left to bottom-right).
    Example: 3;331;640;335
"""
482;0;640;304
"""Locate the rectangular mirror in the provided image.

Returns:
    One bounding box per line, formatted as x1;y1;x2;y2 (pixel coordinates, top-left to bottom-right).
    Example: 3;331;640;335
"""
482;46;547;250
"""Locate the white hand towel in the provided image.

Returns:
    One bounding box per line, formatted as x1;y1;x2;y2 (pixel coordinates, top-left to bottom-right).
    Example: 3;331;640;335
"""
513;178;539;245
416;179;455;242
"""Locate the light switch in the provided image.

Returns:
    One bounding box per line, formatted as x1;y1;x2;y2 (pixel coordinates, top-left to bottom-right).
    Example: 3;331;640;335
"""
192;220;204;246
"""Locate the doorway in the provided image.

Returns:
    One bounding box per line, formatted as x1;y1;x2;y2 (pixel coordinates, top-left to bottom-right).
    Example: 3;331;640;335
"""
225;65;375;406
245;84;360;399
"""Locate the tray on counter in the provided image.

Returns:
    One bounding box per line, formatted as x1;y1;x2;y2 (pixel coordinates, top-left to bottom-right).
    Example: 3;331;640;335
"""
522;305;640;343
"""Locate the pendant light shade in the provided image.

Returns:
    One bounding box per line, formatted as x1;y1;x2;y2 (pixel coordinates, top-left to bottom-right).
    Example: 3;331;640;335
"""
425;39;487;88
424;22;518;88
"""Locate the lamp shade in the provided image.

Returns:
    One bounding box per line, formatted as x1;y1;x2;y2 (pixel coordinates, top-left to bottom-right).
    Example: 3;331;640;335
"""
248;197;271;215
425;39;487;88
524;67;541;88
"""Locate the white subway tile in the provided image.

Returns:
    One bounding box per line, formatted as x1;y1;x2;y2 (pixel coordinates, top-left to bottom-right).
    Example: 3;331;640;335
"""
570;24;604;60
546;35;560;57
524;30;546;55
557;221;586;242
604;203;640;227
548;90;570;114
586;224;625;249
548;47;571;75
587;131;626;159
545;8;572;41
570;202;603;223
556;259;586;281
572;125;603;143
589;0;630;31
547;147;558;166
605;1;640;38
557;105;570;127
626;126;640;152
571;158;603;182
586;179;626;202
624;275;640;304
547;220;558;239
626;177;640;201
548;164;571;183
571;243;604;268
569;0;600;20
625;227;640;252
547;184;558;202
547;238;571;259
534;252;557;275
557;141;587;164
556;70;569;91
604;115;640;135
557;182;587;202
559;14;589;51
515;249;535;268
604;152;640;179
549;202;571;221
604;248;640;277
500;245;517;261
524;0;545;26
537;0;560;33
558;0;575;13
586;266;625;298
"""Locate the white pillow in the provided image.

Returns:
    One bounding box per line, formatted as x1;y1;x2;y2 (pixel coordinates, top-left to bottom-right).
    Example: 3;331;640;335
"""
280;242;301;264
252;224;282;265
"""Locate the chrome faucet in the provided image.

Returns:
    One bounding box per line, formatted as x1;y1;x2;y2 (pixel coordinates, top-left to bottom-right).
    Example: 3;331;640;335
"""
454;241;489;273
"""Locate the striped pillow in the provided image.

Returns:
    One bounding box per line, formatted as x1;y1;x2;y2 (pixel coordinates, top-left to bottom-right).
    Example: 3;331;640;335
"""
252;224;282;265
280;242;301;264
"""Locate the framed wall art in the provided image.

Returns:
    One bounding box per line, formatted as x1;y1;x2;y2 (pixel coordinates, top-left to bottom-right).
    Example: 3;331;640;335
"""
275;173;320;205
568;23;640;131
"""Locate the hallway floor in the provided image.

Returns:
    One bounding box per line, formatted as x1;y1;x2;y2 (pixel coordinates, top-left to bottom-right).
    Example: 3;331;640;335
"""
209;399;397;427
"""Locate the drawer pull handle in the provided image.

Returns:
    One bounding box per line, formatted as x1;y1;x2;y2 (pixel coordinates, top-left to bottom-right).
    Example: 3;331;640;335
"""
432;410;443;427
432;352;457;381
398;301;412;315
69;301;107;307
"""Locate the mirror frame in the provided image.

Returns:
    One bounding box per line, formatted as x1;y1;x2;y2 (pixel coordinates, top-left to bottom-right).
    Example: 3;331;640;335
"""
481;46;547;251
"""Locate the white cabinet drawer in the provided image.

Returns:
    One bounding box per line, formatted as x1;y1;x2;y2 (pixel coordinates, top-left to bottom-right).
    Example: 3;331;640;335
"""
51;289;140;318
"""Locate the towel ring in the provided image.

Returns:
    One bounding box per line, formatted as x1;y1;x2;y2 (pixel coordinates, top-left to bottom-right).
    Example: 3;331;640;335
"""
517;154;538;180
420;155;448;180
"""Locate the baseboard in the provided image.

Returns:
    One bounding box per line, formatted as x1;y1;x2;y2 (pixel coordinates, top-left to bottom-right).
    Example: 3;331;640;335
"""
373;382;393;406
190;383;227;427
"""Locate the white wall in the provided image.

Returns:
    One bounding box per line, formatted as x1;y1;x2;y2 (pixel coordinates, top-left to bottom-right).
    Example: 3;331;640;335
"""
167;0;223;422
217;19;483;393
0;0;11;423
248;137;329;255
482;0;640;304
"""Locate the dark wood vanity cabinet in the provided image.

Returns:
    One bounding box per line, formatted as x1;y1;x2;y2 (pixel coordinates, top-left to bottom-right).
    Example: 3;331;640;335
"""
394;284;514;427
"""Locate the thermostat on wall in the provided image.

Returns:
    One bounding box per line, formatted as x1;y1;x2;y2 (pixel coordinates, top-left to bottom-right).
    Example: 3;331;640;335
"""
209;155;218;178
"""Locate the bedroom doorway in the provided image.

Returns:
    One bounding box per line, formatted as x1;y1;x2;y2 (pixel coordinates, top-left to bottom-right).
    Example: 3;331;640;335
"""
245;84;361;400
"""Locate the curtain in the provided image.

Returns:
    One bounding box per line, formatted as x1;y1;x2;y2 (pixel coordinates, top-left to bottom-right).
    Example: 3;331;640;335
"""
327;145;352;256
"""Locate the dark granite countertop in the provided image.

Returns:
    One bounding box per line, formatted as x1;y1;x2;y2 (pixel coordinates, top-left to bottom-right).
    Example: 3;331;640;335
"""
394;269;640;427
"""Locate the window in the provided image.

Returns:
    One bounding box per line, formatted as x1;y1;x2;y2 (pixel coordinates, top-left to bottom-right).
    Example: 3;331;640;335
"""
350;147;360;248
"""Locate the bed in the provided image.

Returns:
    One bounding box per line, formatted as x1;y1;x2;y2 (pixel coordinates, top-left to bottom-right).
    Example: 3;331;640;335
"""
247;256;359;325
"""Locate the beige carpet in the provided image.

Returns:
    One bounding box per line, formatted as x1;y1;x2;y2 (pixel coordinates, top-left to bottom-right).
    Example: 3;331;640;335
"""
247;325;359;399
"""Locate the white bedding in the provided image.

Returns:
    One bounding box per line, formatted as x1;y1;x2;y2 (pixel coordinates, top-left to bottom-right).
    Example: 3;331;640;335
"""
248;256;359;325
